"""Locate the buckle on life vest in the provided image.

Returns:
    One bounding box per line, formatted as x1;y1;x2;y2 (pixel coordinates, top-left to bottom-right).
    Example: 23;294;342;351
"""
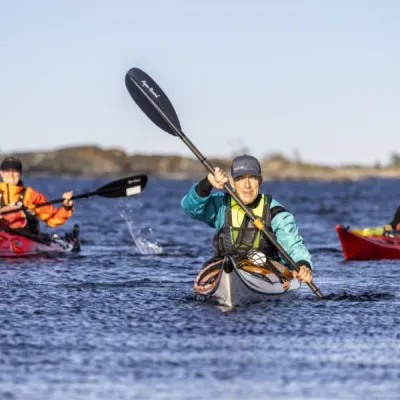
253;218;264;230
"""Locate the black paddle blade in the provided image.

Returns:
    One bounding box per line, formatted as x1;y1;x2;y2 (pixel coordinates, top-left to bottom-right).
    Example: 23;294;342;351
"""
125;67;181;136
96;174;148;198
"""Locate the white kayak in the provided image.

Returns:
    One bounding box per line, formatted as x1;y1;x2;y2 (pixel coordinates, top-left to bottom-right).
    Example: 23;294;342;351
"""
194;256;300;307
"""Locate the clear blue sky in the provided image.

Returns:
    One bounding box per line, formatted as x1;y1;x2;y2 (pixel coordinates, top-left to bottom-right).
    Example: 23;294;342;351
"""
1;0;399;166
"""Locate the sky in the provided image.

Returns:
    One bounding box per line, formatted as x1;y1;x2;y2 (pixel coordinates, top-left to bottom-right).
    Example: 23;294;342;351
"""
1;0;399;166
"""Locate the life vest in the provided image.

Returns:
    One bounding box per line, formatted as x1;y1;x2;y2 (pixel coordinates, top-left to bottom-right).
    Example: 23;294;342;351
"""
0;188;40;234
212;194;277;259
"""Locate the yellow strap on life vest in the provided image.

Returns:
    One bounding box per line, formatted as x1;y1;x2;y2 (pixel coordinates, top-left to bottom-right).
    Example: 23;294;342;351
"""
231;195;265;248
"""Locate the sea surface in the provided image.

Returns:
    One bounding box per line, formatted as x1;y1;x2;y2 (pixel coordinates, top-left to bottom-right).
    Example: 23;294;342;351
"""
0;176;399;400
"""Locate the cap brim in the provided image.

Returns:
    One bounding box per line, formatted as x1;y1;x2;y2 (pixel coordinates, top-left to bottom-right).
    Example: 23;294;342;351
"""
231;169;262;178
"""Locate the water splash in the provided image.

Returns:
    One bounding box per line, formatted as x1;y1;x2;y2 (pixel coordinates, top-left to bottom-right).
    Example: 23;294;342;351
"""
120;207;163;255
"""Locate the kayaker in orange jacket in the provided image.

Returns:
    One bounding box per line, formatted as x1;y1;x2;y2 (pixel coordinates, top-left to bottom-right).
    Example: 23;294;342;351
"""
0;156;74;234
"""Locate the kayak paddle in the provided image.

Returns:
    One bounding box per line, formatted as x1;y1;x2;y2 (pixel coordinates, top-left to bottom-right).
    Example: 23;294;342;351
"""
0;174;148;215
125;67;323;298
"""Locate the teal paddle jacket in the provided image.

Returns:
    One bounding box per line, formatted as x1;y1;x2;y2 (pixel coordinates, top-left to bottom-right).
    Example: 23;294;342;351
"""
181;184;313;270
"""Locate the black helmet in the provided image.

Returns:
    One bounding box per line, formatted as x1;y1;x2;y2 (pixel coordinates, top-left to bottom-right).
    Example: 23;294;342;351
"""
0;156;23;173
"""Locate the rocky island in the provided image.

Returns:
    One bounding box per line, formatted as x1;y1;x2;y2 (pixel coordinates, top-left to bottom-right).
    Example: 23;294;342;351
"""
2;145;400;181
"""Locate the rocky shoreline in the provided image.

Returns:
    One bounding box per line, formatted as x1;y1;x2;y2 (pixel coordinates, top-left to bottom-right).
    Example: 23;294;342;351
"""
3;145;400;181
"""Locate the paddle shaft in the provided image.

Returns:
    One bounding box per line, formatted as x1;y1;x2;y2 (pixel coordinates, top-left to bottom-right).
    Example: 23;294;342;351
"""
32;180;141;208
33;190;99;209
131;78;323;298
0;184;128;216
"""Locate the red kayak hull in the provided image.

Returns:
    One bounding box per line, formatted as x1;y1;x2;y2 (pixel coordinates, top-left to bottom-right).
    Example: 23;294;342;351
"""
0;226;80;258
336;224;400;260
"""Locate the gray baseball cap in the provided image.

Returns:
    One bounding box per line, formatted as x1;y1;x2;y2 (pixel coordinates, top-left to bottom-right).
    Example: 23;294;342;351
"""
231;154;262;178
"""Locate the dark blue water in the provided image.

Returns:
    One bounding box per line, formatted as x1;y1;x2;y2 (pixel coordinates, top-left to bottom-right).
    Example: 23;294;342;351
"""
1;177;399;400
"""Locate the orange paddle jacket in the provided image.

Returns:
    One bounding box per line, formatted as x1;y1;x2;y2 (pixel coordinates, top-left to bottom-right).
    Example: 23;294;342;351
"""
0;182;73;230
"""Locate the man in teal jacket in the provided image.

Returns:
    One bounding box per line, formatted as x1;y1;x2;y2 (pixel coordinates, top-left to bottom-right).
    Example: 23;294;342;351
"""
181;154;314;284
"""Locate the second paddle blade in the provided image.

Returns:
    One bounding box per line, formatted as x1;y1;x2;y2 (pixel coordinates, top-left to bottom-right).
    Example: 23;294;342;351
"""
125;67;181;135
97;174;148;198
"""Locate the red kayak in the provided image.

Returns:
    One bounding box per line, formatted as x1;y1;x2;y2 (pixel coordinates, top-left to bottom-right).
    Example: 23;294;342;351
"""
336;224;400;260
0;225;80;257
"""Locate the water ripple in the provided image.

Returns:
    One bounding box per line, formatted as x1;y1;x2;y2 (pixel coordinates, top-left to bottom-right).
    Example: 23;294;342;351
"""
0;177;399;400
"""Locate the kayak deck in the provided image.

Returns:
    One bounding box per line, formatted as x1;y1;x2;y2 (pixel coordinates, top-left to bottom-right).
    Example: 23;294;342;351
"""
194;257;300;307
